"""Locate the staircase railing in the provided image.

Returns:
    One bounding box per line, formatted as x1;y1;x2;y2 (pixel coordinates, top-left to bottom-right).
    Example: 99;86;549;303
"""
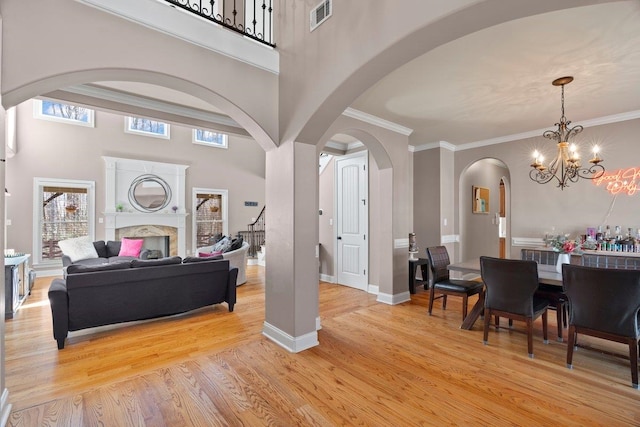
163;0;275;47
245;206;265;258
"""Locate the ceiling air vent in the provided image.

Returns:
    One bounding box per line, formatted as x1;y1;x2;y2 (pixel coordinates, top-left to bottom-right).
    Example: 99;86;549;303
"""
310;0;332;32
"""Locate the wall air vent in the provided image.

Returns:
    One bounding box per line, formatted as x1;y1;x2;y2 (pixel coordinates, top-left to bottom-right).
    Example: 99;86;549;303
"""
310;0;332;32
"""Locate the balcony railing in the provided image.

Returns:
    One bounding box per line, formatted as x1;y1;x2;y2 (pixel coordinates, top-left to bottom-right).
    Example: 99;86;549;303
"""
164;0;275;47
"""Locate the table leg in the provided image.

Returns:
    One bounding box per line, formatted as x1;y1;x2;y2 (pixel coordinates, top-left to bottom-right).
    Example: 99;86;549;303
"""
460;290;485;330
408;261;416;294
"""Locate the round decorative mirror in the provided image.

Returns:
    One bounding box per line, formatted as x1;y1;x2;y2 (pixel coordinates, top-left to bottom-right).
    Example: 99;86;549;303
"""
128;174;172;212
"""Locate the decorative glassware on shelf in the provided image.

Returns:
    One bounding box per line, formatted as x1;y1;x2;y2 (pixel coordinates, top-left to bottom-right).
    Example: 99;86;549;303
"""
545;233;597;254
409;232;419;260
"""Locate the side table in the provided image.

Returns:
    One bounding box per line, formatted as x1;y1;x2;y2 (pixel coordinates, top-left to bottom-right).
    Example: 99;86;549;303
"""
409;258;430;294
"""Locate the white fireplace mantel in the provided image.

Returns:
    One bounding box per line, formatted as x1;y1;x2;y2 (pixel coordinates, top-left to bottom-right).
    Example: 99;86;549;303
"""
103;157;190;257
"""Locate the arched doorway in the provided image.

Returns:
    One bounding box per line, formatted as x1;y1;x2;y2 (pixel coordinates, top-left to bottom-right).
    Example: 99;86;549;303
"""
459;158;511;261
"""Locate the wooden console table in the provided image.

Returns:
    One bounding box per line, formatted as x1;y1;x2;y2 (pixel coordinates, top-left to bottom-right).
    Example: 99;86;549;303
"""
409;258;429;294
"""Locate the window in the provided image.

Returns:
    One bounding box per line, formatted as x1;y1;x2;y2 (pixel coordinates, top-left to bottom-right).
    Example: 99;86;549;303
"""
192;188;228;253
193;129;228;149
125;116;170;139
33;178;95;265
33;99;94;127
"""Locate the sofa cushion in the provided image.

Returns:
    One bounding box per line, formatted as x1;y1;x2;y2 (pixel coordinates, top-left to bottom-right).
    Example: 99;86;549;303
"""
119;238;144;257
106;240;122;258
73;257;110;267
183;255;224;263
93;240;108;258
131;257;183;268
212;236;232;253
108;256;136;264
58;236;99;263
224;236;243;253
66;262;131;274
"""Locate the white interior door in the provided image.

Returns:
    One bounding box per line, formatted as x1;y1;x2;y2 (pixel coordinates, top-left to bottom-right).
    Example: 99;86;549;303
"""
336;152;368;290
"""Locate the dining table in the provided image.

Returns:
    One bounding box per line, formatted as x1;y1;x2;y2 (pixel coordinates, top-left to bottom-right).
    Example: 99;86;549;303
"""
447;258;563;330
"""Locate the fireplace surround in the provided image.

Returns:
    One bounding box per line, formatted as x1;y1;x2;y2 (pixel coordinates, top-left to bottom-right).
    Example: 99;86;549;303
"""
103;157;189;257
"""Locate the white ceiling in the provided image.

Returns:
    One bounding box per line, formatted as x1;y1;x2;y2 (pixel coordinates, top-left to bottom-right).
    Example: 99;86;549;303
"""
351;1;640;146
58;2;640;150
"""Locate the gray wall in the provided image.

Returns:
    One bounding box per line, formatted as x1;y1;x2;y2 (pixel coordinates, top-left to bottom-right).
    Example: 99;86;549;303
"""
412;149;441;254
318;156;335;277
6;100;265;268
1;0;279;148
453;118;640;260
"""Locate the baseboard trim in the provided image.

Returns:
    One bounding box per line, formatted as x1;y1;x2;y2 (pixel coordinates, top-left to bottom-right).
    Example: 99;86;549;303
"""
316;316;322;331
0;388;12;427
376;291;411;305
367;284;379;295
262;322;319;353
31;268;61;278
319;274;336;283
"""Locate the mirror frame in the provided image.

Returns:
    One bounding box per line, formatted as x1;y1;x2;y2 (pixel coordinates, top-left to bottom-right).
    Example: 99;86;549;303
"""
128;174;172;212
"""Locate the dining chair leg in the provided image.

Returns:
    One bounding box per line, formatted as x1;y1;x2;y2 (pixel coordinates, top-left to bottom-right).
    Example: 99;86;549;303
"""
428;286;436;315
442;295;447;310
483;308;491;345
556;303;563;342
542;310;549;344
628;338;638;389
462;295;468;321
526;318;534;358
567;325;576;368
494;315;499;328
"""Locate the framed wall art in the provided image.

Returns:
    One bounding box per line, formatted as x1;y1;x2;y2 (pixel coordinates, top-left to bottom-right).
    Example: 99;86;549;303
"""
472;186;490;214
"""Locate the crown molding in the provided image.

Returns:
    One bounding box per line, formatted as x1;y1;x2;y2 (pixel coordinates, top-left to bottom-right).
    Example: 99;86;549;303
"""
342;108;413;136
347;141;365;150
455;110;640;151
63;84;240;129
324;140;347;151
412;141;456;152
411;110;640;153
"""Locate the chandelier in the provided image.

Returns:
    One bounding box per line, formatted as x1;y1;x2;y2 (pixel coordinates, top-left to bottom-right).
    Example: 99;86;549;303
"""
529;76;604;189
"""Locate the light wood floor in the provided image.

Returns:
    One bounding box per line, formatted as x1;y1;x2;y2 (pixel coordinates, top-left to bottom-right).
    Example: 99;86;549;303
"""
6;266;640;426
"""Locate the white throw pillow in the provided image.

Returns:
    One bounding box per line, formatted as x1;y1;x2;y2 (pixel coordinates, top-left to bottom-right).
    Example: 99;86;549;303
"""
58;236;99;263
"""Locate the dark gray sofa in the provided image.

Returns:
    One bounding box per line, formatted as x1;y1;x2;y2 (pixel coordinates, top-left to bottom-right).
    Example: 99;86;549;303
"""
61;240;150;267
49;256;237;349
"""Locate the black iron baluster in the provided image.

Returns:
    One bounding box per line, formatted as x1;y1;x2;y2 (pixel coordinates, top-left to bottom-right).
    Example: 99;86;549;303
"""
162;0;275;47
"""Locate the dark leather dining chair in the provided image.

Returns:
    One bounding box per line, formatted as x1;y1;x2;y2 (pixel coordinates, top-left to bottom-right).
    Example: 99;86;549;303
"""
425;246;484;321
480;256;549;358
521;249;568;342
562;264;640;389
